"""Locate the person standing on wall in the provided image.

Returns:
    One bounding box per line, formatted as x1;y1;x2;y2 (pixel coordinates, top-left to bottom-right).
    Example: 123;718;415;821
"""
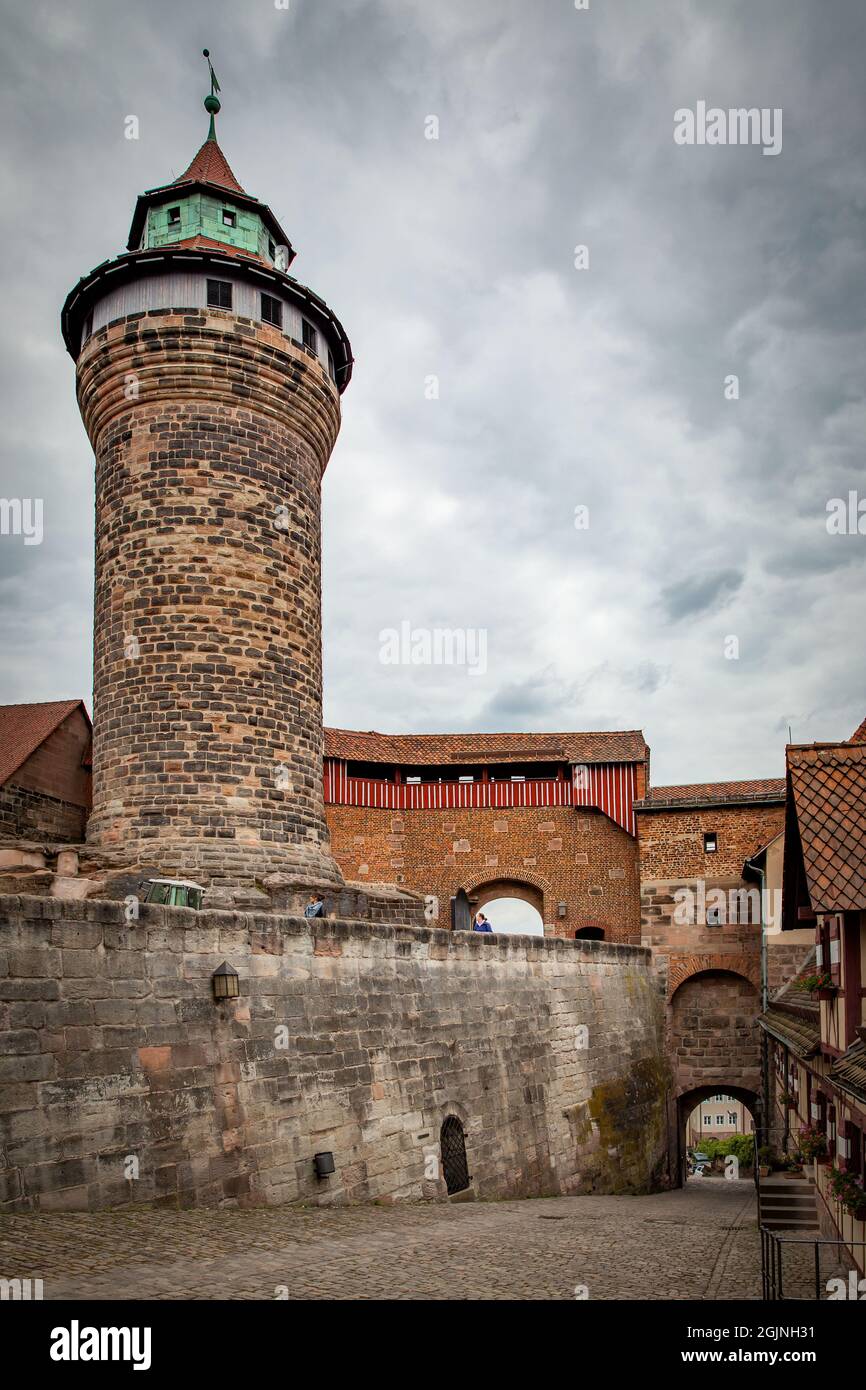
473;911;493;933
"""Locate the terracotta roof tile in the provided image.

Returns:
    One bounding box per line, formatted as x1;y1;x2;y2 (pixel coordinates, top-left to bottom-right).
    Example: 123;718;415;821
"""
758;1002;821;1058
849;716;866;745
0;700;88;786
788;742;866;912
636;777;785;809
830;1039;866;1104
172;137;246;195
168;235;264;263
323;727;647;766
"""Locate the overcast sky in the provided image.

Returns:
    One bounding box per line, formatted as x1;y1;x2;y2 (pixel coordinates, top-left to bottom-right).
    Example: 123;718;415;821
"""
1;0;864;785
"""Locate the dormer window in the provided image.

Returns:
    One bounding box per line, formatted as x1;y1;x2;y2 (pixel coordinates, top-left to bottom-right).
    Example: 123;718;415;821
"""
167;206;181;227
302;320;318;355
222;208;236;227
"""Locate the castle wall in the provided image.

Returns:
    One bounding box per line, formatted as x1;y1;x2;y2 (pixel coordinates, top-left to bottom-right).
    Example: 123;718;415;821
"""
0;894;668;1212
326;803;641;942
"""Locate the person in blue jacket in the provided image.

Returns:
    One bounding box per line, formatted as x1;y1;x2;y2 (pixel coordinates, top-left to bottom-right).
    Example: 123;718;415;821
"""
473;911;493;932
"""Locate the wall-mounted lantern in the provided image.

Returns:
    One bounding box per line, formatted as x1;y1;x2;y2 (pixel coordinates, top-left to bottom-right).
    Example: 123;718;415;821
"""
212;961;239;1001
314;1151;335;1180
557;901;567;919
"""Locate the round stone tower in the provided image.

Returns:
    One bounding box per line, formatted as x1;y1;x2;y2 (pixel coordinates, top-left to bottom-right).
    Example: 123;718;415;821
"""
61;65;352;901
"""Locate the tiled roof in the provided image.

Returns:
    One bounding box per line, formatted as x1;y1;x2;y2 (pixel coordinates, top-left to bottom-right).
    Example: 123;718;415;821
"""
771;947;818;1005
830;1039;866;1105
323;728;647;766
788;742;866;912
167;235;263;262
635;777;785;809
172;136;246;195
849;716;866;745
758;1003;821;1058
0;700;88;786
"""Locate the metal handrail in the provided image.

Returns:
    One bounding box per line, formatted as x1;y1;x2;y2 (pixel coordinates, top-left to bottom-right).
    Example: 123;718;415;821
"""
761;1228;866;1300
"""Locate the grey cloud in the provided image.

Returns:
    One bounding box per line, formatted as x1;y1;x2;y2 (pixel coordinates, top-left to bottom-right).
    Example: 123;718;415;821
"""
1;0;864;784
660;569;744;622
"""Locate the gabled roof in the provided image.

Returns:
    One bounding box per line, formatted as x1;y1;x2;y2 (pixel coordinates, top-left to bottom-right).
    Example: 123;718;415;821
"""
635;777;785;810
850;716;866;745
172;136;246;195
323;727;648;767
787;741;866;913
0;700;90;786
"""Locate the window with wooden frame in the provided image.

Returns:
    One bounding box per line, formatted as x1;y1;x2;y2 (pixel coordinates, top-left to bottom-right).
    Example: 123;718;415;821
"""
261;293;282;328
302;319;318;354
206;279;232;310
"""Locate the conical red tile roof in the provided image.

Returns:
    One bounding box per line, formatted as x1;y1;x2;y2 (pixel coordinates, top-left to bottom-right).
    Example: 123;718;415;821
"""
173;136;245;195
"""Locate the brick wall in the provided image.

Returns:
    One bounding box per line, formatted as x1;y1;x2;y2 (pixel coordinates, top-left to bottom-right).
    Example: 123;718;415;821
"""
0;786;86;843
0;709;91;843
0;894;668;1211
76;306;344;892
637;803;785;882
326;803;641;942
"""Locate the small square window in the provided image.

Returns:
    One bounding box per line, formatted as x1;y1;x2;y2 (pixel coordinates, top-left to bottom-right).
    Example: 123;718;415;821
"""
167;206;181;226
222;208;236;227
302;319;318;354
207;279;232;310
704;832;718;853
261;293;283;328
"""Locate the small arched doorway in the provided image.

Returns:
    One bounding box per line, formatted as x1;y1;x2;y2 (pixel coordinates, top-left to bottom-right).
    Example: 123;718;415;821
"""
440;1115;470;1195
575;926;605;941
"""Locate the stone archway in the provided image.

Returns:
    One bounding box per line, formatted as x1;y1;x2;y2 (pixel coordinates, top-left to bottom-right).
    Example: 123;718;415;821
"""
668;968;762;1186
676;1082;759;1185
667;953;760;1003
461;868;550;927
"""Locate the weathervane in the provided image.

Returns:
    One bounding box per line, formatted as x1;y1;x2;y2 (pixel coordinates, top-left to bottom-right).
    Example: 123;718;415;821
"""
202;48;221;139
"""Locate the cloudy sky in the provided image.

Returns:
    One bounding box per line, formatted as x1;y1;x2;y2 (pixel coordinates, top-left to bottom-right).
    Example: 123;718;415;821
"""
1;0;864;786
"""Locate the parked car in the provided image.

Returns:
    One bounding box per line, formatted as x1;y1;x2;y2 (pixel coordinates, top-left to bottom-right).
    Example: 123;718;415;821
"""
688;1150;710;1176
141;879;204;910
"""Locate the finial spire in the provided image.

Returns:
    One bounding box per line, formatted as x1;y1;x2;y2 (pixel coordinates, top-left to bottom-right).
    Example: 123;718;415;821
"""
202;49;221;141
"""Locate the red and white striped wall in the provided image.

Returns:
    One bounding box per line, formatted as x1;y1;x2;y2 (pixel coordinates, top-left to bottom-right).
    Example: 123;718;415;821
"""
571;761;638;837
323;759;638;836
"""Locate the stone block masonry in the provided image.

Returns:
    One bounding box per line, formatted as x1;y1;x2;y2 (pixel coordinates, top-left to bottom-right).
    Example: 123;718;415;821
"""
0;894;669;1211
76;308;344;893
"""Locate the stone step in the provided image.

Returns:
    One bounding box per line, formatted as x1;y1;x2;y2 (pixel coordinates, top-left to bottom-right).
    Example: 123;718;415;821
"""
761;1217;822;1228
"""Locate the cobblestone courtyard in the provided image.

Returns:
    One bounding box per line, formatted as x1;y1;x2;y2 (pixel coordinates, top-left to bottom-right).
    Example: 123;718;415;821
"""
0;1178;787;1301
